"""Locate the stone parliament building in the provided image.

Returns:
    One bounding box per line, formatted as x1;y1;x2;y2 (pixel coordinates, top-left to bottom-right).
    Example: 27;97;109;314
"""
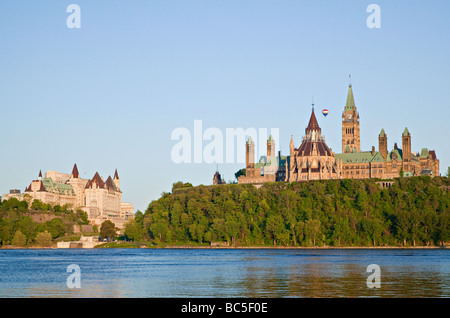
238;84;440;184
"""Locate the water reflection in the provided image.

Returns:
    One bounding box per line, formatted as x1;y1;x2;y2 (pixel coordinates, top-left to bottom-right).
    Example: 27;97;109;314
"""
0;249;448;297
235;252;449;298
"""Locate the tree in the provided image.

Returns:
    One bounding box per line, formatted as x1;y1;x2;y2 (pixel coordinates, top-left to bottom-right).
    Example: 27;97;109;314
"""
149;221;168;241
12;230;27;247
265;214;288;246
35;231;53;247
124;220;143;242
172;181;193;192
100;220;117;242
17;216;36;244
0;218;14;245
46;218;66;239
31;199;44;211
234;169;246;181
332;219;353;246
305;219;322;246
75;209;89;225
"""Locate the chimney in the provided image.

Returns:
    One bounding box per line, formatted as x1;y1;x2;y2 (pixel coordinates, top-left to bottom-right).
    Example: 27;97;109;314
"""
394;143;398;150
372;146;375;156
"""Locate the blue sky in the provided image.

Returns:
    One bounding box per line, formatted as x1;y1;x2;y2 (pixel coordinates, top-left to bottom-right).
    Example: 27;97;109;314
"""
0;0;449;212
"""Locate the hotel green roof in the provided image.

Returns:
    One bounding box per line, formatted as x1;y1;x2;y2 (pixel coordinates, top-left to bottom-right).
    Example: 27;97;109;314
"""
42;177;75;196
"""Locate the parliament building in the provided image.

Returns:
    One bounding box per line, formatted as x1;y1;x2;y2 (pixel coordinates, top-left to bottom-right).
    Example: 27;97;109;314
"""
238;84;440;184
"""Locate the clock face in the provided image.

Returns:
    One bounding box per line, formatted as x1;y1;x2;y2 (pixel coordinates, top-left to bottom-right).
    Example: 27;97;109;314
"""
347;114;352;119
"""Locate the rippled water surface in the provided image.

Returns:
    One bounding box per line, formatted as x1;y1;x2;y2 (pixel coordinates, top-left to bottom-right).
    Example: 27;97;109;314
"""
0;248;448;297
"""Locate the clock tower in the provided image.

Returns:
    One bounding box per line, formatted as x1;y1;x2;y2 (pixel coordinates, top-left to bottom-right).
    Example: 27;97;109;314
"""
342;84;360;153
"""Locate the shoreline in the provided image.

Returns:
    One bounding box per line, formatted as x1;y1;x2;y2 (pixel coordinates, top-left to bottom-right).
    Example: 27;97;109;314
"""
1;244;448;250
162;245;449;250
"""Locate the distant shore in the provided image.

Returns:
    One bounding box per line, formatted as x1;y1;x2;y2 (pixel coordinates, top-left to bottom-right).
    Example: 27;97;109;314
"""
162;245;449;250
1;241;449;250
2;245;448;250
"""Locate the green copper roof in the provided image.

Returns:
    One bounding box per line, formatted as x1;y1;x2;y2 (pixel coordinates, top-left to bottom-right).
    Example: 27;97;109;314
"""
268;134;274;142
370;152;386;163
246;136;254;144
336;151;373;164
345;85;356;111
386;148;403;162
379;128;386;137
420;148;428;158
255;155;287;169
402;127;410;136
42;177;75;196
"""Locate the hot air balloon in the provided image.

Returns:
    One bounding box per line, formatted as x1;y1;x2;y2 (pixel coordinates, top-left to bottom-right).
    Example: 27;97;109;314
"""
322;109;328;117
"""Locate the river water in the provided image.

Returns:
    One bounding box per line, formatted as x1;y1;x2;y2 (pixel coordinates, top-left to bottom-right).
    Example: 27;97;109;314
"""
0;248;448;298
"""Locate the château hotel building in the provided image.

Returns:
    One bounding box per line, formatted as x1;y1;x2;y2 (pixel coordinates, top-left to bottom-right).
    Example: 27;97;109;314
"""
1;164;134;229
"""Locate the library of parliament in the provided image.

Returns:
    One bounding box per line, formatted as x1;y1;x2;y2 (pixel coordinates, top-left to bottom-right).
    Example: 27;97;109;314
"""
237;83;440;185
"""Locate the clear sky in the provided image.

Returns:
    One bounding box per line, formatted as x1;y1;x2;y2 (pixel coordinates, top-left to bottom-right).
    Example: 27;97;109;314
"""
1;0;449;213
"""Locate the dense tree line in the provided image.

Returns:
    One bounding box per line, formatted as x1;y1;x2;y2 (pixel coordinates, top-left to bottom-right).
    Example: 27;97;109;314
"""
0;198;89;247
126;176;449;247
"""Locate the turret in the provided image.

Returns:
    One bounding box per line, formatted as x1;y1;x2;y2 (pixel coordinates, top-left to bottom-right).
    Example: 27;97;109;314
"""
71;163;79;179
246;137;255;170
267;135;275;158
113;169;120;190
379;129;388;159
402;127;411;163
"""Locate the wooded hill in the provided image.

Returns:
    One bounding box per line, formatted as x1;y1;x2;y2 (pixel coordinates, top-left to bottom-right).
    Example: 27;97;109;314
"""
128;176;449;247
0;198;90;247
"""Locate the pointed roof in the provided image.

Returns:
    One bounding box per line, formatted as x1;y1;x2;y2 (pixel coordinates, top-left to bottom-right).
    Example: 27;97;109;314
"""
402;127;410;136
38;180;46;192
246;136;254;144
289;135;295;148
114;169;119;180
379;128;386;137
71;164;79;179
85;172;105;189
105;176;117;191
268;134;274;143
305;108;321;133
345;85;356;111
38;170;42;178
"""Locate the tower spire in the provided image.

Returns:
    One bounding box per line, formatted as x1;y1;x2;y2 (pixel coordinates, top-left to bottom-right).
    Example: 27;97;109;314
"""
71;164;79;179
345;83;356;111
305;107;321;135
